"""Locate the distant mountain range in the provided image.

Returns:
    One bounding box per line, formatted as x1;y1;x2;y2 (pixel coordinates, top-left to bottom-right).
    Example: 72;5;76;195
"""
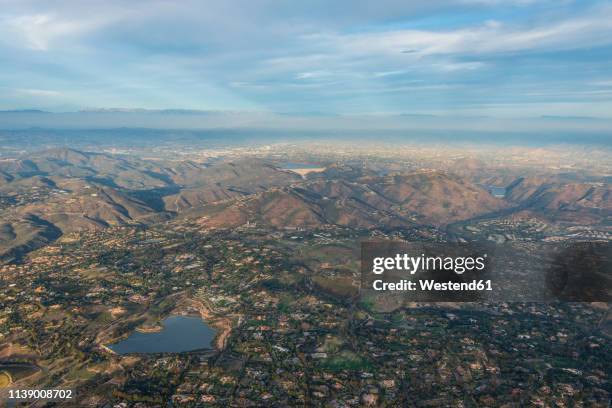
0;147;609;262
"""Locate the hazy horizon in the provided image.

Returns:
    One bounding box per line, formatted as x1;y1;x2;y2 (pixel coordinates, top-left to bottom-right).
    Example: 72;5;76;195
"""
1;110;612;141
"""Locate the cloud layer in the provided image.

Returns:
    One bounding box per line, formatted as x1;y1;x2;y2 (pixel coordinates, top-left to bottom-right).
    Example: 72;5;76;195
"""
1;0;612;125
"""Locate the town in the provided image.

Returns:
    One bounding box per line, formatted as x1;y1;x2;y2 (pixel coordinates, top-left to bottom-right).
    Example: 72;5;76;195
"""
1;213;610;406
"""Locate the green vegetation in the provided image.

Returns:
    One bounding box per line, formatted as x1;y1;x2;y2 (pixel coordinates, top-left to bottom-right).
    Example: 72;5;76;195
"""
320;351;370;372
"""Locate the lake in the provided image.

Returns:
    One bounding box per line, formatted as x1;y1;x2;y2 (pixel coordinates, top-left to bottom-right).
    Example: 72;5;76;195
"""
279;162;323;169
486;185;506;198
108;315;216;354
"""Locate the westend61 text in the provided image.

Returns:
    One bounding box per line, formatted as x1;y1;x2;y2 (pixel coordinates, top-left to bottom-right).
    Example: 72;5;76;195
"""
372;279;493;291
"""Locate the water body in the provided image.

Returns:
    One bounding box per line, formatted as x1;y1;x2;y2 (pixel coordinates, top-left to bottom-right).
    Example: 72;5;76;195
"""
280;162;323;170
109;315;216;354
487;186;506;198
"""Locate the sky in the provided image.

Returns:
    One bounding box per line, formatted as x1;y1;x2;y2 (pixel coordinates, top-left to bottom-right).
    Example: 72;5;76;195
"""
1;0;612;130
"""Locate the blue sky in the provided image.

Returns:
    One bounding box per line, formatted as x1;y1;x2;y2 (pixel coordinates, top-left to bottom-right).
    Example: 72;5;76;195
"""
1;0;612;126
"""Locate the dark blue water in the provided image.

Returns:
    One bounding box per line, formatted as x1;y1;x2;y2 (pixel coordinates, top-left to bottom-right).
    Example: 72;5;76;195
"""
109;315;216;354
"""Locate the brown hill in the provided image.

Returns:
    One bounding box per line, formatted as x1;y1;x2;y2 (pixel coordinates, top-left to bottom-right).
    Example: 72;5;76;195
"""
0;179;166;262
163;187;244;212
166;159;300;188
19;180;165;232
194;186;408;230
161;159;301;211
0;151;302;259
9;148;171;189
193;171;506;229
363;171;507;225
504;177;557;203
517;182;611;211
0;214;61;262
504;177;611;224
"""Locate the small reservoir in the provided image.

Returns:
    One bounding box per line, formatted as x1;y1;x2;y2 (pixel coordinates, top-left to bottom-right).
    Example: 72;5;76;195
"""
486;185;506;198
279;162;324;169
108;315;216;354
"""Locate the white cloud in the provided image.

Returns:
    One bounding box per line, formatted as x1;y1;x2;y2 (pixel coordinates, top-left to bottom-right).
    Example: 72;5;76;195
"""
252;4;611;85
295;3;612;60
0;0;610;117
591;80;612;87
373;70;407;77
5;14;88;50
432;61;486;71
1;5;133;51
295;71;336;79
17;88;63;97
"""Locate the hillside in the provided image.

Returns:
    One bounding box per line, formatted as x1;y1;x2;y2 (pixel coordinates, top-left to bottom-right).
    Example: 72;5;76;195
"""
193;172;507;229
0;215;61;262
504;177;611;224
1;147;606;261
0;177;165;261
363;172;507;225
